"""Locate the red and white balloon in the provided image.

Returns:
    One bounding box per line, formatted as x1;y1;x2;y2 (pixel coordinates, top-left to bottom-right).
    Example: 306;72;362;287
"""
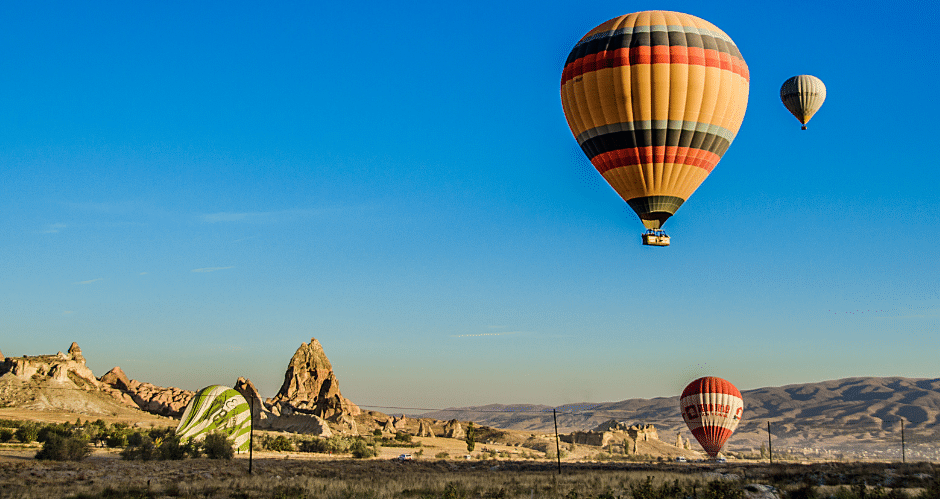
680;377;743;457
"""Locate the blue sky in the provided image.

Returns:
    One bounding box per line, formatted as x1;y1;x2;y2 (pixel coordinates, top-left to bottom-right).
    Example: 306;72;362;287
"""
2;0;938;410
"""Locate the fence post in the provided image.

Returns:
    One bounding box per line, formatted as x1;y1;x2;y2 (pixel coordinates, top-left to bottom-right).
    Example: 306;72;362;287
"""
248;393;254;475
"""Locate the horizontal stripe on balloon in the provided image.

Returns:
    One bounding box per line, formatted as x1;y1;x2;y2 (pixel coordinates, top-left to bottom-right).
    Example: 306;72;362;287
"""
682;377;743;398
591;147;721;174
576;121;736;147
572;24;744;60
579;128;731;163
562;46;747;85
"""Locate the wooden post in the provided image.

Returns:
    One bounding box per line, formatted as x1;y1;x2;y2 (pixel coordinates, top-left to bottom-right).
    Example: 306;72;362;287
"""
248;393;254;475
767;421;773;464
553;409;561;475
901;419;905;464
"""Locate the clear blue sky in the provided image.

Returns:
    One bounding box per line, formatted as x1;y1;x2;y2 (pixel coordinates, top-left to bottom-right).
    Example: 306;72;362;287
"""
2;0;938;410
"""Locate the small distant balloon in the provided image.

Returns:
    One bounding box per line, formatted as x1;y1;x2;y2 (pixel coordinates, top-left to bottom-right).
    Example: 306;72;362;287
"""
680;377;743;457
780;75;826;130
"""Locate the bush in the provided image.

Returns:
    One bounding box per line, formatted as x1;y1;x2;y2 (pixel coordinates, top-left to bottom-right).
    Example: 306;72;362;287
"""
15;423;39;443
0;428;14;443
203;432;234;460
436;451;450;459
350;439;375;459
105;431;128;448
120;435;157;461
265;435;294;452
35;435;92;461
395;432;412;443
38;423;72;442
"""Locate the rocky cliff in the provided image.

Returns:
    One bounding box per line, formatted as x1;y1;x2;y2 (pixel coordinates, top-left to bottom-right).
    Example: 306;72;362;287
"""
0;342;100;389
266;338;361;422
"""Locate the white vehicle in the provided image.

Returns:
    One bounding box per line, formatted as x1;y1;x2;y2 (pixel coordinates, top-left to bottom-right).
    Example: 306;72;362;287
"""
675;457;687;463
397;454;413;461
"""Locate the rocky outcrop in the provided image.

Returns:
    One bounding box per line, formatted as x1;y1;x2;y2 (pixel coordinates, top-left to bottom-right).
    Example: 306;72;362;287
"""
382;418;396;434
266;414;334;437
267;338;361;422
443;419;465;439
0;349;5;362
100;367;131;390
0;342;100;389
417;419;436;437
98;368;194;418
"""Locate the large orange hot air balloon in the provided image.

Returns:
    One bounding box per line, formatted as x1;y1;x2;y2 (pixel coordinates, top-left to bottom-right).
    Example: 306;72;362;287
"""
680;377;743;458
561;11;749;246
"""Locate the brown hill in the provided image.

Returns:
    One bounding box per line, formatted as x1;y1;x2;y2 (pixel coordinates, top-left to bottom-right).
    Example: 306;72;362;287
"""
421;377;940;461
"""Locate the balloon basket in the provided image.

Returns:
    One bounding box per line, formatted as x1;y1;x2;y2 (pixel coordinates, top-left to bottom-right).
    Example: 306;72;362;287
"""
642;230;670;247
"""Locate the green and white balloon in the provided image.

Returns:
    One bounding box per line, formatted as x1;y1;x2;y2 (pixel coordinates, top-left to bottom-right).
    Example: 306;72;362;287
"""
176;385;251;451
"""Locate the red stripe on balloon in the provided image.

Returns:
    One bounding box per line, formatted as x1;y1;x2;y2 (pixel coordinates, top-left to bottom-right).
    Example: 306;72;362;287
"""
590;147;720;175
561;47;748;85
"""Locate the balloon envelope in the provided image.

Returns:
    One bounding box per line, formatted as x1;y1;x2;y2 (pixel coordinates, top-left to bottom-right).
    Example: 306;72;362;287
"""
780;75;826;129
680;377;743;457
176;385;252;451
561;11;749;230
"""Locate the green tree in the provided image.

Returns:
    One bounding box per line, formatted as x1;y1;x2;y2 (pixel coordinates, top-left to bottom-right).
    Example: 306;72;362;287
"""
465;422;475;453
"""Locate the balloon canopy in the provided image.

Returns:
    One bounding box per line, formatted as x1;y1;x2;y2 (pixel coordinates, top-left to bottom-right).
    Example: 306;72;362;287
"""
176;385;252;452
561;11;749;231
780;75;826;130
680;376;743;457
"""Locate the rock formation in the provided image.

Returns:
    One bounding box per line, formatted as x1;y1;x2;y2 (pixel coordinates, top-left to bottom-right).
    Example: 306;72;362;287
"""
100;366;131;390
443;419;465;439
98;367;194;417
417;419;436;437
266;338;360;422
382;418;396;434
1;348;5;362
0;342;100;389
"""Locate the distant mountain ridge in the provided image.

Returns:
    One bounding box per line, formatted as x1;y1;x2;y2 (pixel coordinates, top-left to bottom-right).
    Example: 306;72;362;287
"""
421;377;940;460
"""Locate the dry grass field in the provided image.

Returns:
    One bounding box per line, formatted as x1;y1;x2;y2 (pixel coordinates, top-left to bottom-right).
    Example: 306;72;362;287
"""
2;443;939;499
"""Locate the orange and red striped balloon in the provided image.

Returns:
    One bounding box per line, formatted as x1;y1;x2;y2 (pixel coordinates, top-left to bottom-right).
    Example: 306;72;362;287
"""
561;11;749;231
680;376;743;457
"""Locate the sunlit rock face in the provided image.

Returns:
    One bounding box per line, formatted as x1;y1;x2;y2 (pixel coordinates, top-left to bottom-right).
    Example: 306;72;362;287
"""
267;338;361;422
0;342;100;389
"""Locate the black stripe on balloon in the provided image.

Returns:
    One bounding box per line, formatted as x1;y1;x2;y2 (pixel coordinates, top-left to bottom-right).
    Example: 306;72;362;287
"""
627;196;685;217
578;128;732;161
565;29;744;66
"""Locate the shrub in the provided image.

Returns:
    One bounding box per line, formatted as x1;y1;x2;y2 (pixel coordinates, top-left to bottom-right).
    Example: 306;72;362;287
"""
0;428;14;443
35;434;92;461
120;435;157;461
15;423;39;443
395;432;412;443
105;431;128;448
265;435;294;452
436;451;450;459
38;423;72;442
203;432;234;460
350;439;375;459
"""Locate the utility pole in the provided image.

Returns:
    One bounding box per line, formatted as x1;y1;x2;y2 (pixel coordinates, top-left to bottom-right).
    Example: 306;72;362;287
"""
553;409;562;475
901;419;905;464
248;393;254;475
767;421;773;464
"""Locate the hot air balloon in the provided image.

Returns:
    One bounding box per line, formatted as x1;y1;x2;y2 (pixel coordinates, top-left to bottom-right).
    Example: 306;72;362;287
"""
680;377;743;458
176;385;252;452
780;75;826;130
561;11;750;246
